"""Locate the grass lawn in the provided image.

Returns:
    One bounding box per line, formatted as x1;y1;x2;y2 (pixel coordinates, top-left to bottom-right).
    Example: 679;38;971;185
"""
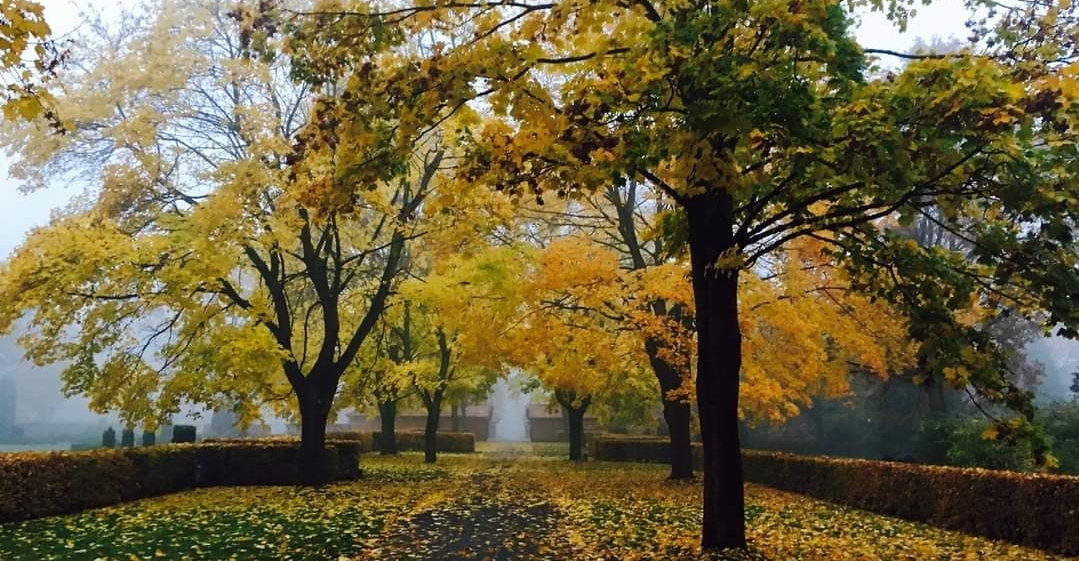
0;446;1070;560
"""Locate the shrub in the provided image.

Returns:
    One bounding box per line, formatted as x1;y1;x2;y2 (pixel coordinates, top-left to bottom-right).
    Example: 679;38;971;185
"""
102;427;116;448
0;441;364;524
915;417;1036;472
1042;400;1079;475
141;430;156;446
325;430;376;452
0;450;135;523
589;435;702;468
740;450;1079;556
121;428;135;448
590;437;1079;555
172;425;196;443
373;430;475;453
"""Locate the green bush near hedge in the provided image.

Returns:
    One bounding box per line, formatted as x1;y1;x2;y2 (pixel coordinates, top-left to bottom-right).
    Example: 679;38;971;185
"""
589;436;1079;555
373;430;475;453
0;441;363;524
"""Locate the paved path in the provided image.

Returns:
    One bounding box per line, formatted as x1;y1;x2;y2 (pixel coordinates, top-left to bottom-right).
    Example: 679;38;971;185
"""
357;463;570;561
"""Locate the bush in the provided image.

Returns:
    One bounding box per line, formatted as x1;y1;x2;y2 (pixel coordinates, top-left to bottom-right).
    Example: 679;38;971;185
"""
0;441;364;524
740;450;1079;556
373;430;474;453
589;435;702;468
172;425;196;443
1042;400;1079;475
590;437;1079;555
915;417;1036;472
325;430;376;452
102;427;116;448
0;450;136;523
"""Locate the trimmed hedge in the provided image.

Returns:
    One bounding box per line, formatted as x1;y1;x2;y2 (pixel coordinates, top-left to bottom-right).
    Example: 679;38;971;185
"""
0;441;362;524
326;430;376;452
589;436;1079;555
589;435;702;467
741;451;1079;556
373;430;475;453
206;432;377;454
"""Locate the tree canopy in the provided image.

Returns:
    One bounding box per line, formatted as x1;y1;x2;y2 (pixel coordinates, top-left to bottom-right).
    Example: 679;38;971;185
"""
3;0;1079;552
283;0;1079;549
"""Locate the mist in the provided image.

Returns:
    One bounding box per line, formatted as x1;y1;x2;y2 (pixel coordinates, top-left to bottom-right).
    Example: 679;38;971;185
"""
1026;335;1079;401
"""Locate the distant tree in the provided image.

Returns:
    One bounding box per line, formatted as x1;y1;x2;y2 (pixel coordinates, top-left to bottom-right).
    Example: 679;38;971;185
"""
209;407;240;438
0;376;15;438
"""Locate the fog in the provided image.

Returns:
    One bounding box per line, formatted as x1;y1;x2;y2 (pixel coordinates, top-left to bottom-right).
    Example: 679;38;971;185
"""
1026;336;1079;400
0;331;113;425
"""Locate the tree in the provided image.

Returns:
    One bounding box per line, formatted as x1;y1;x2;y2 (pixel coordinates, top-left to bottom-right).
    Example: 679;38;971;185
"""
395;243;525;462
510;235;654;460
286;0;1079;548
0;375;15;438
559;184;912;475
0;0;460;484
0;0;60;126
541;184;699;476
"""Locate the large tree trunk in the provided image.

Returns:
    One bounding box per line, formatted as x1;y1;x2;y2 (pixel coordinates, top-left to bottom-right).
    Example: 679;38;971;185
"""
297;386;333;486
645;335;694;479
422;391;444;464
378;399;398;455
686;189;746;551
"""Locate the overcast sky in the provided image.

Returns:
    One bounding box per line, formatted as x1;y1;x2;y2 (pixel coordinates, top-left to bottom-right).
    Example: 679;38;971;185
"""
0;0;972;257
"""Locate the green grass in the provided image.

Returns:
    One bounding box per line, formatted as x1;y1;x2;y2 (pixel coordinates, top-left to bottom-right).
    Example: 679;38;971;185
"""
0;449;1071;560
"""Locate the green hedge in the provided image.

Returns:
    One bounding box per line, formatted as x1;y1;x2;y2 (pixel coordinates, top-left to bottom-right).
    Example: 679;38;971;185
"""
373;430;475;453
0;441;362;524
589;436;1079;555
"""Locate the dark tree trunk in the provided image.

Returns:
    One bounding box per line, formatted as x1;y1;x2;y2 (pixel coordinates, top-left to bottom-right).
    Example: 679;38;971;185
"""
378;399;398;455
686;189;747;551
298;386;333;486
646;335;694;479
451;401;461;431
566;404;587;461
663;398;694;478
422;391;444;464
556;391;590;461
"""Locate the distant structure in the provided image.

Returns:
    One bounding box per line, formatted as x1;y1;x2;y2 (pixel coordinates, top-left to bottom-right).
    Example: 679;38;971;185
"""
0;375;15;438
209;408;240;438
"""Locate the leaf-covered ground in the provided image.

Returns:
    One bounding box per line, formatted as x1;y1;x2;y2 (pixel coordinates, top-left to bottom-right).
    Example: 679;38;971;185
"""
0;444;1070;560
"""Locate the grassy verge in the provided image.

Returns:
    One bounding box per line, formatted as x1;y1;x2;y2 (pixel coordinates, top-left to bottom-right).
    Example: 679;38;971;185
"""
0;451;1069;560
